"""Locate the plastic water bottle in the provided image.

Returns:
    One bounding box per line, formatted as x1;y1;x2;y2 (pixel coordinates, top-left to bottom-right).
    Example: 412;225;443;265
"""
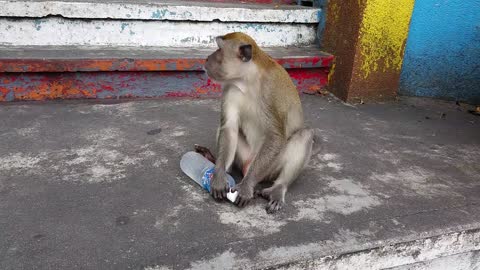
180;151;238;203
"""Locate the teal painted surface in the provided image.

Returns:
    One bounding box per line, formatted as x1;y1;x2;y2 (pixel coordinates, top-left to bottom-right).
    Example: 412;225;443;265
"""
313;0;327;46
400;0;480;104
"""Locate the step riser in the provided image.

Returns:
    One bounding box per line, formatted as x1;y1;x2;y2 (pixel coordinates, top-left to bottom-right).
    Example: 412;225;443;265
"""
0;17;317;47
0;69;328;101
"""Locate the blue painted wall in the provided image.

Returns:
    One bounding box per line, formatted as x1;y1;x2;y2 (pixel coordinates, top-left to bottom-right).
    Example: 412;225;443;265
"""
400;0;480;104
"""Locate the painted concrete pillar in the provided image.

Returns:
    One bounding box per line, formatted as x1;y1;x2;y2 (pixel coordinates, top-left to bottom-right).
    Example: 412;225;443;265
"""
400;0;480;104
322;0;415;103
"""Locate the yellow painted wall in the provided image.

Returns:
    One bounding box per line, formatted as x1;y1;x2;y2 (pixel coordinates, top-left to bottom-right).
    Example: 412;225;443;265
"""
357;0;415;78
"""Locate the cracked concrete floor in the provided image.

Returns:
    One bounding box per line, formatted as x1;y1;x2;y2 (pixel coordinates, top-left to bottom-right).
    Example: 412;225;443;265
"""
0;96;479;269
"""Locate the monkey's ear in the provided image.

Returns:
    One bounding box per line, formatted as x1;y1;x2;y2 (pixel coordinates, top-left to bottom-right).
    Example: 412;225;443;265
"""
239;44;253;62
215;36;225;48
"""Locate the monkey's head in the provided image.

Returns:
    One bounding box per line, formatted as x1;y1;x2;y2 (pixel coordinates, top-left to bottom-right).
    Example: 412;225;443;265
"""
204;32;257;82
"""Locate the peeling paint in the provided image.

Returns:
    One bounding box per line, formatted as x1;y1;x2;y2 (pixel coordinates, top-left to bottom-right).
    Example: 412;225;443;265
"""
0;67;330;101
120;22;128;32
33;19;44;30
151;9;169;19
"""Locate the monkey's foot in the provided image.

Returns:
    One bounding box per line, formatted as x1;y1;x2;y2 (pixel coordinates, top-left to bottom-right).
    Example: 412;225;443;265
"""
266;200;284;214
232;182;254;208
257;185;286;214
194;144;216;163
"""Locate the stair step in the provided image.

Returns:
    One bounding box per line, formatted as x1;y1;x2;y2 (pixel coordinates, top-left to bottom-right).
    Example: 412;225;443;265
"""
1;1;321;47
1;0;319;23
0;17;317;47
0;45;333;72
0;46;333;101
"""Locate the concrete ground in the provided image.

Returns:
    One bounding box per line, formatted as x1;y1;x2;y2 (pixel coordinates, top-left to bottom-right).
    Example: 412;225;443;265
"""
0;96;479;269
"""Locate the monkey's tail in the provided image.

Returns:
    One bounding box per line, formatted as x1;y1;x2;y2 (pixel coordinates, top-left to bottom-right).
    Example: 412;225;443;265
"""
311;128;323;156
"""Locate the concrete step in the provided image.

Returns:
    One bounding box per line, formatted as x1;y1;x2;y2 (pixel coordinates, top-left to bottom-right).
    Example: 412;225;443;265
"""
0;17;317;47
0;45;333;101
0;45;333;72
2;0;319;23
0;0;320;47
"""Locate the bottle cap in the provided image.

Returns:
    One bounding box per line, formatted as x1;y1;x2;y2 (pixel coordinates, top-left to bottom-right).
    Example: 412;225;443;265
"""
226;189;238;203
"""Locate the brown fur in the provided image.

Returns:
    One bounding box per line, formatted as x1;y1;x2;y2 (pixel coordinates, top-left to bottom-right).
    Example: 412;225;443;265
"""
199;32;318;213
223;32;275;69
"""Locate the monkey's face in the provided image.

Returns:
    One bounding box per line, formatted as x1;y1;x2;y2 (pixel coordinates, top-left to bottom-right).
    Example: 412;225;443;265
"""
204;36;253;82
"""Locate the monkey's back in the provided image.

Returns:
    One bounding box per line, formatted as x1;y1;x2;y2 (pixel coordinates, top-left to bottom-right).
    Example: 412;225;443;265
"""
258;52;304;137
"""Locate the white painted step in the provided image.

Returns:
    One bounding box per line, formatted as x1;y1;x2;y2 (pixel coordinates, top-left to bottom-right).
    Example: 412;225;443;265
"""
0;0;321;47
0;17;316;47
1;0;320;23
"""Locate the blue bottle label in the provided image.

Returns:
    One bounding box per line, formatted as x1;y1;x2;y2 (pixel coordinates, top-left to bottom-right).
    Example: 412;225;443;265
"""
202;167;215;192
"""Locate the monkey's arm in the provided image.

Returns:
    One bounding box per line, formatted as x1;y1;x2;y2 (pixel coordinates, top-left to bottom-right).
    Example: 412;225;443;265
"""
211;92;240;199
215;123;238;173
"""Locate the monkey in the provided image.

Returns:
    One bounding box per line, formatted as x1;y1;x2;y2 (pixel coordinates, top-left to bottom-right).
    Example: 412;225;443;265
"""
196;32;320;213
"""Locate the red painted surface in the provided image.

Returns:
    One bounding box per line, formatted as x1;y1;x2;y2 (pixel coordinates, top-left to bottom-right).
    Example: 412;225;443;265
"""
0;49;333;101
277;56;334;70
0;55;333;73
0;68;328;101
289;68;330;94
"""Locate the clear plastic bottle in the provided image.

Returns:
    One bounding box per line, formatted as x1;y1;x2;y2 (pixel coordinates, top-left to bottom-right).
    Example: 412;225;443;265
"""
180;151;238;203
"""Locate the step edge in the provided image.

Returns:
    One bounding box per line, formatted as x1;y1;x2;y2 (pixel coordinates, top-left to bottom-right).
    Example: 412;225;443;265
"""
260;227;480;270
0;55;334;72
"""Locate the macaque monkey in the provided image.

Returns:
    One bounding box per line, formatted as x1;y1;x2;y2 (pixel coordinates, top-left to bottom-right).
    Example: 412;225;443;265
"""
196;32;320;213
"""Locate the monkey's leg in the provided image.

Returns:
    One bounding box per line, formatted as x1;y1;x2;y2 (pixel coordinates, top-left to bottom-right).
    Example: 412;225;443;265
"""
258;128;316;214
194;144;216;164
232;132;286;207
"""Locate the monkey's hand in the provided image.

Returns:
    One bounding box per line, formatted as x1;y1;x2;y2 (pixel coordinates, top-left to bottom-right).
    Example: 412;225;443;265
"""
232;181;254;207
211;169;230;200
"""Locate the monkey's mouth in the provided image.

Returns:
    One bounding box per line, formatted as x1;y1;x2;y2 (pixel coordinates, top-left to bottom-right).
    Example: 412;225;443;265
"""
203;66;212;77
204;67;225;83
204;69;218;81
204;69;211;78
